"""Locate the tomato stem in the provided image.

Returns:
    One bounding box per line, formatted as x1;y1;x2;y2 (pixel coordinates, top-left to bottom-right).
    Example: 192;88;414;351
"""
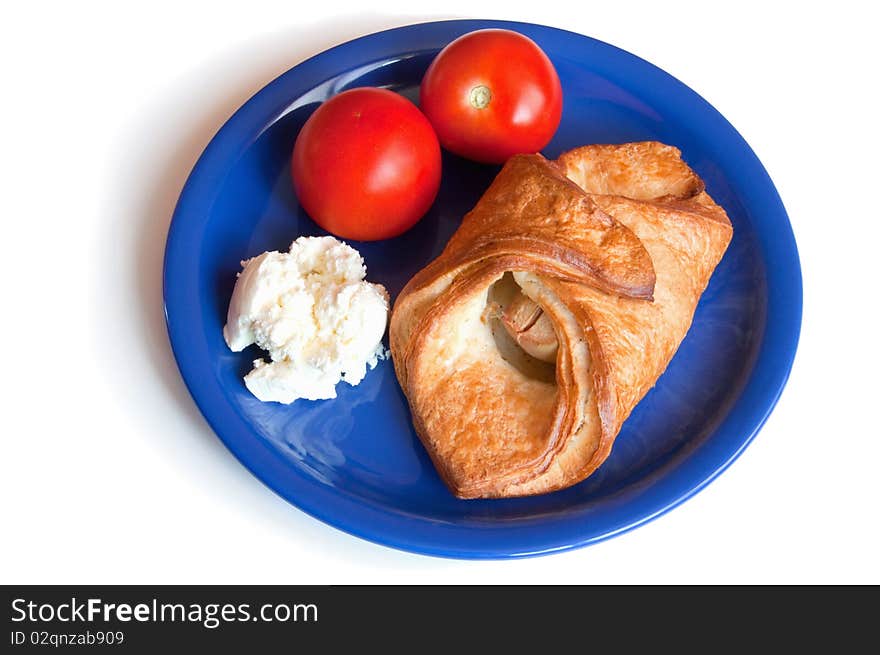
469;85;492;110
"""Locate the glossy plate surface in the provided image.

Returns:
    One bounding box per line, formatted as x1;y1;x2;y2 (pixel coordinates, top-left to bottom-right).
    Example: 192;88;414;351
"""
164;20;801;558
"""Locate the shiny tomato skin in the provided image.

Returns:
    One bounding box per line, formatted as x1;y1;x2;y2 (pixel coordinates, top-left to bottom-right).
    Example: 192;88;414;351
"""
291;87;441;241
420;29;563;164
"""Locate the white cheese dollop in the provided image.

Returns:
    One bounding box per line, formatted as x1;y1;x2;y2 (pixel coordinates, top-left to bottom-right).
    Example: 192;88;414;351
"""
223;236;389;403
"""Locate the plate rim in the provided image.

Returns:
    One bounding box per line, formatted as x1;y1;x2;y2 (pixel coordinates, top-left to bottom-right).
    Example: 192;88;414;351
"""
163;18;803;559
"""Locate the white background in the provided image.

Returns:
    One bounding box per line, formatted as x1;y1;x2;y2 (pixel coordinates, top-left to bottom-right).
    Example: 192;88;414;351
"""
3;1;877;584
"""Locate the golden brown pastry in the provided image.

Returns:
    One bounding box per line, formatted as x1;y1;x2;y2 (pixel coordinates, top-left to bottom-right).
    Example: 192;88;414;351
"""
390;142;733;498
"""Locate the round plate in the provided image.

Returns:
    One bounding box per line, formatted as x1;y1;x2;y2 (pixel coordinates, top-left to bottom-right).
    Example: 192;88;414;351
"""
164;19;801;558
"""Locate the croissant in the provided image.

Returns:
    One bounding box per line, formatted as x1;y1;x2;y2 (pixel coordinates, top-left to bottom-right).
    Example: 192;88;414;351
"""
389;142;733;498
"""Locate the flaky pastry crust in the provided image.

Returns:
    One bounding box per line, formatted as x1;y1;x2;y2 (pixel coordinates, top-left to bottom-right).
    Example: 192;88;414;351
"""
390;142;732;498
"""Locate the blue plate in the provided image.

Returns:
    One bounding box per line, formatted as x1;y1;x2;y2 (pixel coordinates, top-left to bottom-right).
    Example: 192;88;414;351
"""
164;19;801;558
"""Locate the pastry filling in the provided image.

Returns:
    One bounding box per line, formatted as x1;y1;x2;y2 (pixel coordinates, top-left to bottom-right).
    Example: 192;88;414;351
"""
485;272;558;383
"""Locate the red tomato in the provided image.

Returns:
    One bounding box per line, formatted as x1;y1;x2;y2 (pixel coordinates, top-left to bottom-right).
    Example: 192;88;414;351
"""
420;29;563;164
291;87;441;241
